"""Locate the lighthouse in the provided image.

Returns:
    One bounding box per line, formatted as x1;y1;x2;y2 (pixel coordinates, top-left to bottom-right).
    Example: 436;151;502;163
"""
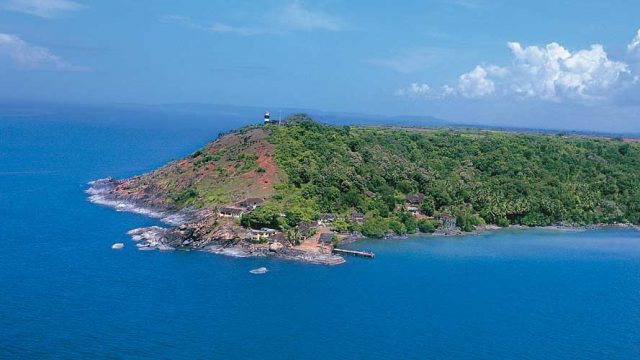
264;112;271;125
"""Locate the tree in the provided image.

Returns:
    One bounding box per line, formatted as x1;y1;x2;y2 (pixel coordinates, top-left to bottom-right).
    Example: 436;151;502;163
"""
420;196;436;216
361;216;388;238
418;219;438;233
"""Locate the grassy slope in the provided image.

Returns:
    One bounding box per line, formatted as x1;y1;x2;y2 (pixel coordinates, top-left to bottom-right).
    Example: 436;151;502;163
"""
115;127;286;209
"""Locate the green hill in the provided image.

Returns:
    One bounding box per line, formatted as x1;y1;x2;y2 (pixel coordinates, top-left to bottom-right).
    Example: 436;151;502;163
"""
115;114;640;238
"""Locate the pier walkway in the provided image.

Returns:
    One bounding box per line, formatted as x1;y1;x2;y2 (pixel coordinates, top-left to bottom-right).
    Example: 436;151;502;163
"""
332;248;375;259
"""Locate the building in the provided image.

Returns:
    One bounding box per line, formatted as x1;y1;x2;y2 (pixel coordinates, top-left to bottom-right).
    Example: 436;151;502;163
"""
239;197;264;210
296;220;318;240
248;228;278;241
406;193;426;205
319;213;336;225
297;220;312;235
319;232;335;245
350;212;365;224
218;206;245;218
406;206;420;216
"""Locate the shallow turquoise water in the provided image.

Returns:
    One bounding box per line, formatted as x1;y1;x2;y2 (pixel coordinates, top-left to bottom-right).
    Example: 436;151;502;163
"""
1;106;639;359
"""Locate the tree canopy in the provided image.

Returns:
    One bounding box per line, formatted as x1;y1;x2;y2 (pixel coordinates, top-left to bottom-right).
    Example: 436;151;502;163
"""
242;117;640;236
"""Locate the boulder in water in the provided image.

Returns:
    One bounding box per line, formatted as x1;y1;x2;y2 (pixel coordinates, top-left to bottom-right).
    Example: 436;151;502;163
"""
249;267;268;274
111;243;124;250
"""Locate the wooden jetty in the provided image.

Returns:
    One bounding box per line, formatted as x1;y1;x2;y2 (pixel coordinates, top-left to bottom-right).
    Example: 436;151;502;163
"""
332;248;375;259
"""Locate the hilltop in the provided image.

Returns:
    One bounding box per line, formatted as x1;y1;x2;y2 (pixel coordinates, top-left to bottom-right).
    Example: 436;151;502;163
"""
88;114;640;264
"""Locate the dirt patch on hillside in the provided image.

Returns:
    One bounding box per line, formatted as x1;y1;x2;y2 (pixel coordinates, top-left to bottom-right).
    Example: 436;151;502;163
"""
242;140;280;190
112;127;286;209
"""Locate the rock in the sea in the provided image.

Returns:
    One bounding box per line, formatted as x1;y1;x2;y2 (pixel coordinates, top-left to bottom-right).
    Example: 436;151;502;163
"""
111;243;124;250
249;267;268;274
268;241;284;252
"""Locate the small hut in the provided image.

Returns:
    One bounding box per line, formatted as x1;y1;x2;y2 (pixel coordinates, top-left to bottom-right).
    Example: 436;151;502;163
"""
319;232;335;245
406;193;426;205
350;212;365;224
239;197;264;210
218;206;245;218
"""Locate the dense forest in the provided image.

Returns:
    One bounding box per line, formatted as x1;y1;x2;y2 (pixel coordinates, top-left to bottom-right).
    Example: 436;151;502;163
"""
241;114;640;237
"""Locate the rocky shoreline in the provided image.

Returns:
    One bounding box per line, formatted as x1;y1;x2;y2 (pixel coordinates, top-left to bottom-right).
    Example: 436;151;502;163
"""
87;178;638;265
87;178;345;265
125;225;344;265
86;178;198;225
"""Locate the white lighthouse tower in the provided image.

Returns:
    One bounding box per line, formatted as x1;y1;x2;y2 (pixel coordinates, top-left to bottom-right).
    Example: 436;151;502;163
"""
264;112;271;125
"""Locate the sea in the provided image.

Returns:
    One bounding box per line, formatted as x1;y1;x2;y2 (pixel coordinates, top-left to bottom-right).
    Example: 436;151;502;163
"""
1;104;639;359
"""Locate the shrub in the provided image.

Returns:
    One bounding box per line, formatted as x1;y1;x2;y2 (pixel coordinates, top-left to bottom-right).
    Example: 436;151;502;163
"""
361;216;388;238
417;219;438;233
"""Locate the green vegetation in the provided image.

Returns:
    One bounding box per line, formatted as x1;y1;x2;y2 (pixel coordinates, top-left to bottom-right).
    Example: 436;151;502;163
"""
245;114;640;236
417;219;438;233
124;114;640;238
171;187;198;205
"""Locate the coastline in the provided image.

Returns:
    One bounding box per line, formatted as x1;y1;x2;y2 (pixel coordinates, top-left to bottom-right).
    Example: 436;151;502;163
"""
87;178;638;265
379;223;640;242
86;178;197;226
86;178;345;265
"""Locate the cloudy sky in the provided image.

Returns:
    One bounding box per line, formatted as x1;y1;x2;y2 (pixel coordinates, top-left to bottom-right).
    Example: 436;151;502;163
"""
1;0;639;132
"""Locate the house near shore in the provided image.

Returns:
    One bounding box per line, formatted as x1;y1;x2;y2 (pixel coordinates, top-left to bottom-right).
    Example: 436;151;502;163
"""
239;197;264;210
404;193;426;217
319;213;336;225
218;206;246;218
319;232;335;245
249;228;278;241
350;212;365;224
296;220;317;240
406;206;420;216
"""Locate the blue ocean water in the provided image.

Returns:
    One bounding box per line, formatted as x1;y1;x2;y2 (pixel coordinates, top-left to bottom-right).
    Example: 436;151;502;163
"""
1;105;639;359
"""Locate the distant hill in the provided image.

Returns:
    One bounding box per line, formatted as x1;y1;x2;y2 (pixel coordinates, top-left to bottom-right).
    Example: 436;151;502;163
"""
3;102;638;138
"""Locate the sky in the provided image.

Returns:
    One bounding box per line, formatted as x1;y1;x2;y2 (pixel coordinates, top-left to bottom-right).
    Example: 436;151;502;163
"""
0;0;639;132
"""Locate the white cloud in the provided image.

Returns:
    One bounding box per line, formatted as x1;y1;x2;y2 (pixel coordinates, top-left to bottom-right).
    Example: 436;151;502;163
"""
1;0;85;18
395;82;461;99
395;83;436;98
629;29;640;53
278;1;343;32
456;65;502;98
503;42;630;101
398;39;634;103
0;33;88;71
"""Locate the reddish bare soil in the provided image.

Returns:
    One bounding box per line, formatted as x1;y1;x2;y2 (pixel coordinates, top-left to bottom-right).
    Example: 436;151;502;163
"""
112;127;285;209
